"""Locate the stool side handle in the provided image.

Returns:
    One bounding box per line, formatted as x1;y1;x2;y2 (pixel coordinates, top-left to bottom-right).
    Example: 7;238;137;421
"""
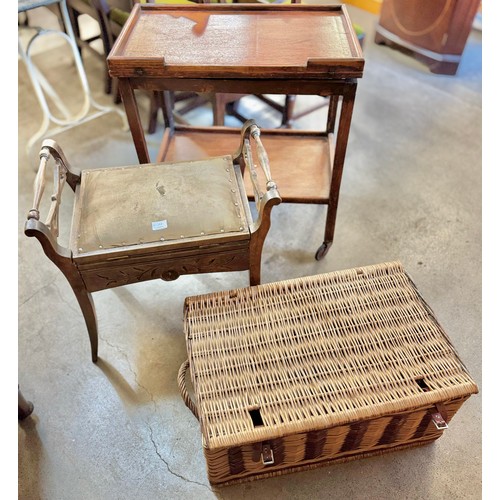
235;121;282;233
27;139;81;240
250;125;273;187
177;360;199;420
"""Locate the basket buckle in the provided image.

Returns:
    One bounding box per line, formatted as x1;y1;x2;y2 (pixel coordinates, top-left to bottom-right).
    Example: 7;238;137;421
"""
431;411;448;430
261;443;274;465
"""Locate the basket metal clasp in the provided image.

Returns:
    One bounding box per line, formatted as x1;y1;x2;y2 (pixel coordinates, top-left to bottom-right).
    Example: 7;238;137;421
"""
261;443;274;465
431;411;449;430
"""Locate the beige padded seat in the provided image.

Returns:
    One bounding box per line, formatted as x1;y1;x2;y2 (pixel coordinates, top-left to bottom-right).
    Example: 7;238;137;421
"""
71;156;250;260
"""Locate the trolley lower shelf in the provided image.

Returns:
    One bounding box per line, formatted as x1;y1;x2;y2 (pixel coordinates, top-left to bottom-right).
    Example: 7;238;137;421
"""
157;125;335;204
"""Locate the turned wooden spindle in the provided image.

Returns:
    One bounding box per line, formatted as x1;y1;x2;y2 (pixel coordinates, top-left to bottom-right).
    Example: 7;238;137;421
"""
243;138;262;209
250;125;277;192
45;160;67;239
28;147;50;221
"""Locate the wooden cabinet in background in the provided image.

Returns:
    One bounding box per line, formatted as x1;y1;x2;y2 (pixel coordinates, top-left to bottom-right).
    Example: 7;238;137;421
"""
375;0;481;75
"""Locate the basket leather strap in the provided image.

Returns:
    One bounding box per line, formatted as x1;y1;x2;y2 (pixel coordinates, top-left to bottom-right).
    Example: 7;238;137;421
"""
177;360;199;420
435;402;449;422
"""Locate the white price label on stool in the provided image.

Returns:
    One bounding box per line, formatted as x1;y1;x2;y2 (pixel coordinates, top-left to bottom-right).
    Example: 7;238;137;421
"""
152;220;168;231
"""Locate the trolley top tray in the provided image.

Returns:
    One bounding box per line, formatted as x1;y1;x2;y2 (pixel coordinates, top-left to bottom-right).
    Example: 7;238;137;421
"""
108;4;364;79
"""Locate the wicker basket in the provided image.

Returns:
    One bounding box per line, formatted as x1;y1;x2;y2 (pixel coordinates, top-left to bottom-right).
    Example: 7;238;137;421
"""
179;262;478;485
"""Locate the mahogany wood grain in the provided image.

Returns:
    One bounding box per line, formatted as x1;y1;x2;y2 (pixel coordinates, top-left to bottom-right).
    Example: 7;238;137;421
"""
108;4;364;80
118;78;151;163
108;3;363;259
25;217;99;362
80;247;251;292
324;83;357;252
157;126;333;203
18;388;34;420
125;77;351;96
375;0;481;75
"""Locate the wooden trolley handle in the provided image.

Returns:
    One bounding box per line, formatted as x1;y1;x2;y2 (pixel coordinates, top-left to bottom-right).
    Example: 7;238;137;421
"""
177;360;199;420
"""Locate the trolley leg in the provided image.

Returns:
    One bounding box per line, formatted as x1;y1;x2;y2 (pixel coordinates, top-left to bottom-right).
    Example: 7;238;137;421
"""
119;79;151;164
315;241;332;261
316;82;357;261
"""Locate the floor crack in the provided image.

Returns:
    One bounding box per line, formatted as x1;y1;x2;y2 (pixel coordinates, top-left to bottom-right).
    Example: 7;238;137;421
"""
18;276;58;308
99;339;210;491
53;284;82;317
100;336;156;405
148;424;211;492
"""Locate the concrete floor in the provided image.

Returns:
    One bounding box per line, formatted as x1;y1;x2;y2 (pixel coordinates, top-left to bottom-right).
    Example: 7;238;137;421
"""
18;5;482;500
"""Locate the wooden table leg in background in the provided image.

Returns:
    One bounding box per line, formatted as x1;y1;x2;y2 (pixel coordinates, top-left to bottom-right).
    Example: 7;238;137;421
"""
18;387;34;420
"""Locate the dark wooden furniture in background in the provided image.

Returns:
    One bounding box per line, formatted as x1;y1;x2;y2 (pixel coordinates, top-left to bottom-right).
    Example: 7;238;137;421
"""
66;0;172;133
25;121;280;361
66;0;207;132
108;3;364;260
375;0;481;75
18;387;34;420
67;0;132;96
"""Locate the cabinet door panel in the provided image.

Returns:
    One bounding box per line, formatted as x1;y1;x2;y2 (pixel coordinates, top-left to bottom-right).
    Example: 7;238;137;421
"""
379;0;456;53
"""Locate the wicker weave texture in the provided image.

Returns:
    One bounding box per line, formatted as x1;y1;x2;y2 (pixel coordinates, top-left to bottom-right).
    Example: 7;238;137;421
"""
184;262;478;451
203;397;468;484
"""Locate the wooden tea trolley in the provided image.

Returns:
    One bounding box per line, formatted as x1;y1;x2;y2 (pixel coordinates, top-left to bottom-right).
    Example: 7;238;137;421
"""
107;3;364;260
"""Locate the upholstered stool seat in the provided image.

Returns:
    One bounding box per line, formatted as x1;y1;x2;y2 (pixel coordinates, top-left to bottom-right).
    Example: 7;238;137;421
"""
72;156;250;260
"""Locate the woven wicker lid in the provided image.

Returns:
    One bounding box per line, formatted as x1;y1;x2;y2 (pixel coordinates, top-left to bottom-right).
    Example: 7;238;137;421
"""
184;262;478;450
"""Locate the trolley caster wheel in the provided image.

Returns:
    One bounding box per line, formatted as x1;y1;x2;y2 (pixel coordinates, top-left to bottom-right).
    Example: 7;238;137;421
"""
315;242;332;261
